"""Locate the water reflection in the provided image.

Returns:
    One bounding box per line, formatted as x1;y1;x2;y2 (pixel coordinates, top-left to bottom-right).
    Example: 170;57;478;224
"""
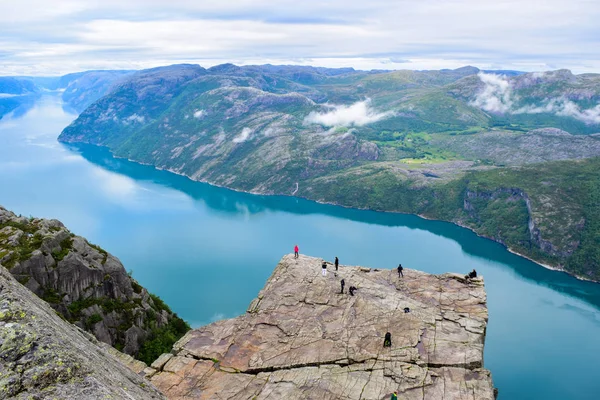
67;141;600;311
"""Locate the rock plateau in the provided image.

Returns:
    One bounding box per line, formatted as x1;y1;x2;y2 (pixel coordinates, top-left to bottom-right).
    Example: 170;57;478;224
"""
149;254;495;399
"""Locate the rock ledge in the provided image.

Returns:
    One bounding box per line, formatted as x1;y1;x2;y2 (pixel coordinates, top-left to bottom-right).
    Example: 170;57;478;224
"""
150;254;495;399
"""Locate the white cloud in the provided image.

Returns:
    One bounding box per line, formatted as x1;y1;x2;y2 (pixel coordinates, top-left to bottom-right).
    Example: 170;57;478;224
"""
304;99;394;127
193;109;205;119
471;72;514;113
1;1;600;75
125;113;145;123
473;72;600;124
232;127;254;143
515;98;600;124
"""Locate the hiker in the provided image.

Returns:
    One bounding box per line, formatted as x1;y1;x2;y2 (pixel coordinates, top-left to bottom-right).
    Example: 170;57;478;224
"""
465;269;477;280
383;332;392;347
340;279;345;294
294;244;299;259
391;391;398;400
334;256;339;271
322;261;327;276
397;264;403;278
349;286;357;296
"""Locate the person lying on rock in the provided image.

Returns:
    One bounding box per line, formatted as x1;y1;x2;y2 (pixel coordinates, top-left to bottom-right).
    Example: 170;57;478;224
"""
383;332;392;347
340;279;345;294
349;286;357;296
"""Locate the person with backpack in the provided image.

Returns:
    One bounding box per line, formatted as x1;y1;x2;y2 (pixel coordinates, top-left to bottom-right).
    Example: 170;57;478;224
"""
397;264;403;278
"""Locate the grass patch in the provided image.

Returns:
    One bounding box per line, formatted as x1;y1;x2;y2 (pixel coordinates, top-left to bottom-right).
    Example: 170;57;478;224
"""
137;315;190;365
86;313;103;328
52;237;74;262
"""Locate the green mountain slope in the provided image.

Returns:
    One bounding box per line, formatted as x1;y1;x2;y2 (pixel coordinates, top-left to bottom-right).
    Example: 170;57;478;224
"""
59;64;600;281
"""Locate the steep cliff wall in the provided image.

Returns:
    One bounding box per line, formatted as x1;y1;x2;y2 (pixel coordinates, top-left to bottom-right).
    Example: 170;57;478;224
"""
149;254;496;399
0;206;189;363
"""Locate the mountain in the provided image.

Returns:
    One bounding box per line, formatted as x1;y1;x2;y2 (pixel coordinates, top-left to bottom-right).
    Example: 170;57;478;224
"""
0;206;190;364
0;77;40;118
0;70;133;119
58;63;600;281
55;70;134;112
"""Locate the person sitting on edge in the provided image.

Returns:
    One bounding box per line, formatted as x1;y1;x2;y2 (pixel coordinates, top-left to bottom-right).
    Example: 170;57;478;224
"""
397;264;403;278
349;286;357;296
465;269;477;280
335;256;339;271
294;244;299;259
383;332;392;347
322;261;327;276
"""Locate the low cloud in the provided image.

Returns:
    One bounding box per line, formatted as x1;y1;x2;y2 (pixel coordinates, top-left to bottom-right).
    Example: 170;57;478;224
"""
472;72;600;124
232;127;253;143
125;113;144;123
193;109;205;119
515;99;600;124
304;99;394;127
471;72;513;113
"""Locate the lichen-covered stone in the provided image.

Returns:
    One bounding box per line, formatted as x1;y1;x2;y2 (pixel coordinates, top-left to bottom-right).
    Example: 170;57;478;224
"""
150;254;495;399
0;264;165;399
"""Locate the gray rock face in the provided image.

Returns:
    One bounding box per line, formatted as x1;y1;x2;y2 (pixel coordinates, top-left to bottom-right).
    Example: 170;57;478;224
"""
150;254;495;399
0;206;188;359
0;264;165;399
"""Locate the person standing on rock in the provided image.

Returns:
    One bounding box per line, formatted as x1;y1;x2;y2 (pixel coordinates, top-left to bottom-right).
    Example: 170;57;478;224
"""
397;264;403;278
322;261;327;276
294;244;299;259
334;256;339;271
340;279;345;294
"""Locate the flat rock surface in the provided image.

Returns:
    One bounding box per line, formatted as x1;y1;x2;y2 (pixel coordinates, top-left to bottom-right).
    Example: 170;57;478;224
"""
151;255;495;399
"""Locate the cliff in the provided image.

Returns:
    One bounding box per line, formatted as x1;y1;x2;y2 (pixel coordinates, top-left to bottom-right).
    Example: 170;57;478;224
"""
0;206;189;363
148;254;495;399
0;264;165;399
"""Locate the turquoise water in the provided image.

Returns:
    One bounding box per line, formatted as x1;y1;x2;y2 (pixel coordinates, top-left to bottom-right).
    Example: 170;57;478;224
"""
1;96;599;399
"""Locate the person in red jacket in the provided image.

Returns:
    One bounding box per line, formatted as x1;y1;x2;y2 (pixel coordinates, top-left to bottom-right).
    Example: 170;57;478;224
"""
294;244;299;259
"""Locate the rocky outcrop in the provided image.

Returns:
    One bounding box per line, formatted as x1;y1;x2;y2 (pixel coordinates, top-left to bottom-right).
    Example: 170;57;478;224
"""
463;188;579;259
0;206;189;361
0;264;165;399
149;254;495;399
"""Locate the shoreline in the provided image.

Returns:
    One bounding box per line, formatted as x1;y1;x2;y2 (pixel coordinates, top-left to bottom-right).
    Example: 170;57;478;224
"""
60;139;599;285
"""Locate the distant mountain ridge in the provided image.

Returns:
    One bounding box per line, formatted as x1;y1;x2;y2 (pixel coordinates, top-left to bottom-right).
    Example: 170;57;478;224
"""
56;63;600;281
0;70;134;119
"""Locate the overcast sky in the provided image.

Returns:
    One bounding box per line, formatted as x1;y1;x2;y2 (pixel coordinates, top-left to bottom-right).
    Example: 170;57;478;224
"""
1;0;599;76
